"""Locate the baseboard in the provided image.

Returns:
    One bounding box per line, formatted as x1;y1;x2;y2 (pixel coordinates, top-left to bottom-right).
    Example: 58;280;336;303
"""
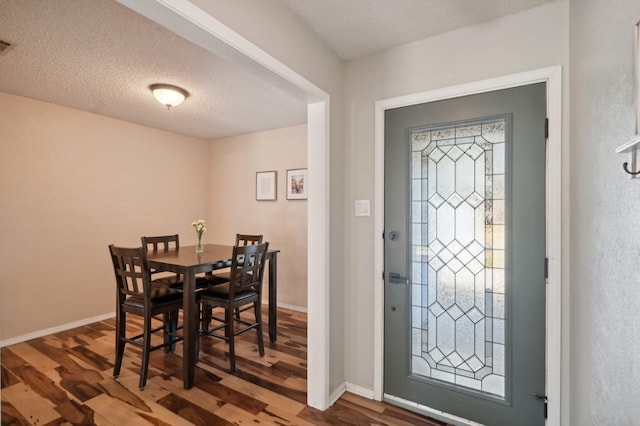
324;382;376;408
345;382;376;399
0;312;115;348
329;382;347;406
276;302;307;313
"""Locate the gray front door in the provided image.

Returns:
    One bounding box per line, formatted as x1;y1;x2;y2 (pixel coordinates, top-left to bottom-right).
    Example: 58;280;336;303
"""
384;83;546;425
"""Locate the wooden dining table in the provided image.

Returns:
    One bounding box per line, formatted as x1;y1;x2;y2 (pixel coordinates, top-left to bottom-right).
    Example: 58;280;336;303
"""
146;243;279;389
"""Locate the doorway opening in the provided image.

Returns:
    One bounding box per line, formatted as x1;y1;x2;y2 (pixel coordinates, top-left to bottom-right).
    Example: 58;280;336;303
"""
124;0;332;410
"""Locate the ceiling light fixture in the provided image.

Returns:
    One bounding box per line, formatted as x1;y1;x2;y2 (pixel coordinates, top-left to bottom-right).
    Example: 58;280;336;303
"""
149;83;189;110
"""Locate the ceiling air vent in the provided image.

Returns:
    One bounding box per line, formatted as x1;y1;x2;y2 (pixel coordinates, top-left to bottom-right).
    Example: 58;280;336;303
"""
0;40;12;55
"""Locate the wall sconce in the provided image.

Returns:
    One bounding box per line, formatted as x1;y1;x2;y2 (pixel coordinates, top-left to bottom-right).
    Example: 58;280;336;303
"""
150;83;189;110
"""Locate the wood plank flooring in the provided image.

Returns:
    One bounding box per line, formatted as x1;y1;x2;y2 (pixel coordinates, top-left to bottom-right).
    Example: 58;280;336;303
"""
1;307;450;425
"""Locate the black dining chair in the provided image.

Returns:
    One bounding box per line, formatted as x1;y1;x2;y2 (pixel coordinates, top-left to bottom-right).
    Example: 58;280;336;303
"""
142;234;210;291
109;244;184;390
141;234;183;288
206;234;264;284
205;234;264;321
197;242;269;372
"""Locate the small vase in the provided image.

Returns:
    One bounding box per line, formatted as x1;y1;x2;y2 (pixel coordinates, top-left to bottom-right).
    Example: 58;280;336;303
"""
196;236;204;253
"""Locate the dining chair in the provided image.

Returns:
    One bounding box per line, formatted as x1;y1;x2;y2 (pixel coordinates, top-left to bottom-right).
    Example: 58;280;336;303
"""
197;242;269;372
206;234;265;318
109;244;184;390
206;234;263;284
141;234;182;288
142;234;209;290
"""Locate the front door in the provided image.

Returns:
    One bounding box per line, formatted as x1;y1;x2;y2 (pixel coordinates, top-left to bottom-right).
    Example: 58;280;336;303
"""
384;83;546;425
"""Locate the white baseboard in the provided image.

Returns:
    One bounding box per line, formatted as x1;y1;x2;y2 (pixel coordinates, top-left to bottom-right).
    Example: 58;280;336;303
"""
345;382;376;399
329;382;347;406
275;301;307;313
322;382;377;410
0;312;115;348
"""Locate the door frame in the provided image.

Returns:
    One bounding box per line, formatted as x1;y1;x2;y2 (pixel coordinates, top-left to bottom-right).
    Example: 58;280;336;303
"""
120;0;332;410
373;66;562;425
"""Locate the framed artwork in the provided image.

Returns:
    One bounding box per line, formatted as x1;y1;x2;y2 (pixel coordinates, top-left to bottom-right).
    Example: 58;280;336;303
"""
286;168;308;200
256;171;277;201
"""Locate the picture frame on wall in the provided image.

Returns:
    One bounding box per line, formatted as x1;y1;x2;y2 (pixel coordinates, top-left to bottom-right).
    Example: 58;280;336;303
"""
286;168;308;200
256;171;277;201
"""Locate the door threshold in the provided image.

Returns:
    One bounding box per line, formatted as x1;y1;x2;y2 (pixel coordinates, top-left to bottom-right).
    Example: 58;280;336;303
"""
383;394;485;426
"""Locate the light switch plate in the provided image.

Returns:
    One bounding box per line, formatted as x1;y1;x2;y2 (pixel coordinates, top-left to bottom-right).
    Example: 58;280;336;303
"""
355;199;370;217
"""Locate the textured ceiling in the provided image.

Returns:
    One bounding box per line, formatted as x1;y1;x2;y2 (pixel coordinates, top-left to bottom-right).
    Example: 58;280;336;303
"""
280;0;557;60
0;0;557;140
0;0;308;140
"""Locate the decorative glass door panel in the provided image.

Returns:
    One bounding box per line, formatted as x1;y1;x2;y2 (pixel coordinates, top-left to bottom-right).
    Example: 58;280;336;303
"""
385;83;545;425
410;118;507;399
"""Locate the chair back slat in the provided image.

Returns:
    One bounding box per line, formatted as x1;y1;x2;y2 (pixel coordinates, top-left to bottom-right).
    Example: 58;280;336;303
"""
235;234;263;246
141;234;182;283
142;234;179;253
228;242;269;294
109;245;151;298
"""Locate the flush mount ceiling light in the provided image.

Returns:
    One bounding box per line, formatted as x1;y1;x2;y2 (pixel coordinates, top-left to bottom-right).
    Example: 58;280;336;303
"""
149;83;189;110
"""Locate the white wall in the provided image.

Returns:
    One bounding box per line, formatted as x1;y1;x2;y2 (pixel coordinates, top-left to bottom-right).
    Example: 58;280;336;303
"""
570;0;640;423
0;92;208;341
343;0;570;420
205;125;308;309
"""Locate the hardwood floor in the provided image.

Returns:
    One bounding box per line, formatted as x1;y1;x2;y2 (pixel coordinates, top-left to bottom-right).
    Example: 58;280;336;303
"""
1;308;449;425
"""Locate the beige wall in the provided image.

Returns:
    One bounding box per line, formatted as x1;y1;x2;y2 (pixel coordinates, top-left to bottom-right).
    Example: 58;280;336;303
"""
0;92;307;343
205;125;308;309
0;92;208;341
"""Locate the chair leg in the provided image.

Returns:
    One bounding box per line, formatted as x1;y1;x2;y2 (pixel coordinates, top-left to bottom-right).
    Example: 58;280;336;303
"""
226;306;236;372
203;303;212;333
195;303;202;363
114;310;126;378
139;314;152;390
163;311;173;353
254;302;265;357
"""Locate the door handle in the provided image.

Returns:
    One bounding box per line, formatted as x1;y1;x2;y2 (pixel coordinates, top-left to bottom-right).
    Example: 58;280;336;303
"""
388;272;409;285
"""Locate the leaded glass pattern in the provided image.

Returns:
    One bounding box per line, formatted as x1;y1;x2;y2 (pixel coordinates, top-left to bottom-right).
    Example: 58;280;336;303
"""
410;118;506;398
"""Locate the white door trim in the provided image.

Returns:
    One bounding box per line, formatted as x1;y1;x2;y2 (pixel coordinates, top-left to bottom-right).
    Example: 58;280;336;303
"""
119;0;332;410
373;66;562;425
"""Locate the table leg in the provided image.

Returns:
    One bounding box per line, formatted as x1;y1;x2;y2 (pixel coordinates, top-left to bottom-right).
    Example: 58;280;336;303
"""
268;252;278;342
182;270;196;389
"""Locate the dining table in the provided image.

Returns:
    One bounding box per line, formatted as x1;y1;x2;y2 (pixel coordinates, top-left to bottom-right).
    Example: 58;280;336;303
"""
146;243;279;389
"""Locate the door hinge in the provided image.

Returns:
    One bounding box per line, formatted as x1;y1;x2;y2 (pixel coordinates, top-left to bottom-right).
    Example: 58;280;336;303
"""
544;257;549;280
545;118;549;139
